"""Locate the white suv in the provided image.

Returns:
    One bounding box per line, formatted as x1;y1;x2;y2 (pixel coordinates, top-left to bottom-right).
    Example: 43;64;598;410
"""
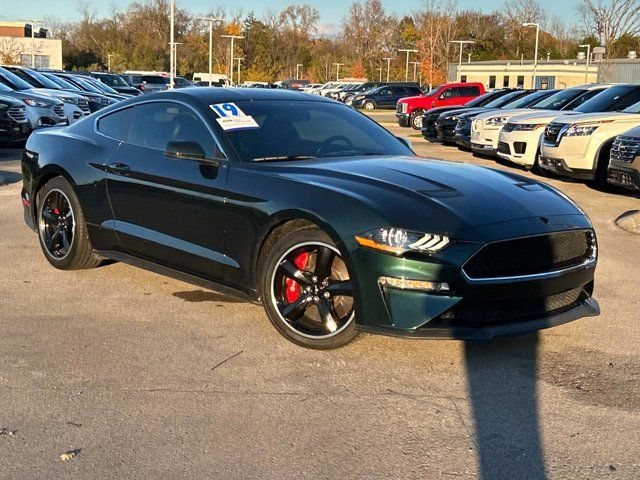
496;84;613;170
539;100;640;185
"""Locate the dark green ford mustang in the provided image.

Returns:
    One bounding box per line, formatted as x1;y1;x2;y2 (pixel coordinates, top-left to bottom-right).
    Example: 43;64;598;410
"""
21;88;599;349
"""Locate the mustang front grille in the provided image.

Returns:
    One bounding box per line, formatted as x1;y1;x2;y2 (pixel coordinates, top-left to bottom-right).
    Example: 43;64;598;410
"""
438;287;589;327
611;136;640;163
463;230;596;280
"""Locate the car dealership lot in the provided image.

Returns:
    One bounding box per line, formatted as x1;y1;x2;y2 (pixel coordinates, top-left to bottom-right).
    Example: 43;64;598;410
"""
0;120;639;480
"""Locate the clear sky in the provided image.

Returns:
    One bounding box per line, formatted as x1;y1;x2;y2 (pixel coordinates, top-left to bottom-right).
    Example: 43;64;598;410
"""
0;0;582;34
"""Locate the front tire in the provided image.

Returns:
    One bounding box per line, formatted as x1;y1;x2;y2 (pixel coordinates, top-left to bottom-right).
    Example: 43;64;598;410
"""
36;176;101;270
259;227;358;349
410;110;424;130
363;100;375;111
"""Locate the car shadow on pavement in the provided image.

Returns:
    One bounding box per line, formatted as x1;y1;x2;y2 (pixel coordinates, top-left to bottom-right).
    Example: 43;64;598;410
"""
0;170;22;187
465;333;546;480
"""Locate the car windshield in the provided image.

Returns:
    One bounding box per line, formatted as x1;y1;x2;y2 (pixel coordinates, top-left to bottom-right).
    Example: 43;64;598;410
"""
483;91;530;108
0;68;34;90
623;101;640;114
576;85;640;113
532;88;585;110
502;90;555;109
18;69;62;90
97;74;128;87
466;91;504;107
221;100;412;162
0;82;13;92
424;85;443;96
45;74;82;91
86;77;119;94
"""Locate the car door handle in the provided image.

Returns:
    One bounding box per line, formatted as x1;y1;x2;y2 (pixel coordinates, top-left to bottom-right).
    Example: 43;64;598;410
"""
108;162;130;174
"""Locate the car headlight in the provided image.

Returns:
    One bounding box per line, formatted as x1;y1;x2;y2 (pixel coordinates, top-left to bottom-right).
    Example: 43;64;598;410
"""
355;228;451;255
565;124;600;137
23;98;54;108
512;123;545;131
59;96;79;105
486;116;508;126
449;116;458;122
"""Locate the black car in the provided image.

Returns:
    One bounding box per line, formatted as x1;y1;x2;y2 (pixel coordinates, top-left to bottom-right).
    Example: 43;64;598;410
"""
0;94;30;145
88;72;142;96
421;89;519;139
351;85;422;110
449;90;538;147
21;89;599;349
42;73;116;113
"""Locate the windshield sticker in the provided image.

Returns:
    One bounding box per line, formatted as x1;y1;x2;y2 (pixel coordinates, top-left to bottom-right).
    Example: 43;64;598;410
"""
210;102;259;131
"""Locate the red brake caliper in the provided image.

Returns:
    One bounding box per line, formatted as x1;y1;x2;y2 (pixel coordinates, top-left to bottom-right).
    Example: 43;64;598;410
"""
285;252;309;303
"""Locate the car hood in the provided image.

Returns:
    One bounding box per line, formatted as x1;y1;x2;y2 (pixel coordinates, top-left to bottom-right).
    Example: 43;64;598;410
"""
455;108;491;120
399;95;427;103
552;111;639;124
425;106;469;118
510;110;580;124
264;156;582;236
475;108;539;122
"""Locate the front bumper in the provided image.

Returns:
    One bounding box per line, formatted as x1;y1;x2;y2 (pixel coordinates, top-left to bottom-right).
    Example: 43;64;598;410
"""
538;140;595;181
0;120;30;143
496;129;542;167
347;217;598;340
608;163;640;191
455;132;472;149
436;122;457;142
471;126;501;155
396;113;410;127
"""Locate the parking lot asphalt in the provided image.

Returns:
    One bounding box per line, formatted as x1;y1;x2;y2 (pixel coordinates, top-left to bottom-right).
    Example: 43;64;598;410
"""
0;119;639;479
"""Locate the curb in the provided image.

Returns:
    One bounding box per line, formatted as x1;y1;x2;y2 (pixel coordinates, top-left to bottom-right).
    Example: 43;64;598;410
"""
615;210;640;235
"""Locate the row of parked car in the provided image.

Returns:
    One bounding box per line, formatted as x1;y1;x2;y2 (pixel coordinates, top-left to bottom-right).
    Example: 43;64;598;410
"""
391;83;640;193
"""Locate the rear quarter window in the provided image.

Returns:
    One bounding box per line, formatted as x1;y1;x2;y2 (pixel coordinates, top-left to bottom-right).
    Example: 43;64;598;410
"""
97;107;134;141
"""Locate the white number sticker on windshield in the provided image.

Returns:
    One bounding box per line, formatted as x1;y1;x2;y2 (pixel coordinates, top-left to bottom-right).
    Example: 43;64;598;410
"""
210;102;259;131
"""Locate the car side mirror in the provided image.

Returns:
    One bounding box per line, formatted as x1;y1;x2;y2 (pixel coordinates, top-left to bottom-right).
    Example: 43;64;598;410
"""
397;136;413;151
164;141;208;161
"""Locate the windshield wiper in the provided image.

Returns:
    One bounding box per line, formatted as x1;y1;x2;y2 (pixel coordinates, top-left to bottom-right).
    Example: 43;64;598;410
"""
253;155;317;162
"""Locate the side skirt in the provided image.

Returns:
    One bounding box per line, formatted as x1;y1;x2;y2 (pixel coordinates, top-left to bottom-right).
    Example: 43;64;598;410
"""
97;250;259;304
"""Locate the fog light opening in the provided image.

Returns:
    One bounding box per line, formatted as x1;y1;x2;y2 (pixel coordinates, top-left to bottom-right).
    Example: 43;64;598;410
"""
378;276;450;293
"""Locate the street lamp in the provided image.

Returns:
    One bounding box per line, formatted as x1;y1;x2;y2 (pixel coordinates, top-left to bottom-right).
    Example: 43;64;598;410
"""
296;63;303;80
410;61;420;82
450;40;475;82
169;0;175;89
383;57;394;83
332;63;344;81
579;44;592;84
523;22;540;88
377;67;383;82
107;54;112;73
168;42;183;86
221;34;244;86
197;16;223;86
236;57;243;85
398;48;418;82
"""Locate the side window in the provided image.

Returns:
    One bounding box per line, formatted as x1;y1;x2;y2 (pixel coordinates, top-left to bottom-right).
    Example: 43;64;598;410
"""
503;76;510;87
464;86;481;96
489;76;496;89
97;107;134;141
460;75;467;83
566;89;601;109
128;102;220;157
517;76;525;88
611;88;640;111
441;88;456;99
379;88;392;95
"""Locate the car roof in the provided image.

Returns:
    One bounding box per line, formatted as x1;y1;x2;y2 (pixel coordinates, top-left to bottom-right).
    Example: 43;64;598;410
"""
158;87;336;104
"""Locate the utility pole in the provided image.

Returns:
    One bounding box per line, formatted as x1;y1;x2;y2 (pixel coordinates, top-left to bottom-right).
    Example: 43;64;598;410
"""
383;57;394;83
237;57;243;84
410;61;420;82
332;63;344;81
197;17;223;86
221;34;244;86
296;63;303;80
523;22;540;88
450;40;475;82
107;54;112;73
377;67;382;82
398;49;418;82
579;43;592;83
169;0;174;89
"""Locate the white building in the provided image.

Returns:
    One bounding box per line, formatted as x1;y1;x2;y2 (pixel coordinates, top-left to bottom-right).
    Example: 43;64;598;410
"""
0;22;63;70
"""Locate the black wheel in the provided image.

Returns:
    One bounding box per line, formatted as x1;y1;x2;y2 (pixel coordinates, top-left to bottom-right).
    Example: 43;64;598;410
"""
36;177;101;270
363;100;375;111
532;150;551;177
591;143;612;189
260;228;358;349
410;110;424;130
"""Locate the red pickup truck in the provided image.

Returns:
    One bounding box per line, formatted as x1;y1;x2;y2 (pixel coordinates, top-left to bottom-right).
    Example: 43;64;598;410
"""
396;82;485;130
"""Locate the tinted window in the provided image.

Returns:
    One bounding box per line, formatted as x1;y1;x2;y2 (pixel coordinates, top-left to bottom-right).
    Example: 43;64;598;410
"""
98;107;134;141
441;88;457;99
0;67;34;90
533;89;586;110
128;102;219;156
404;87;422;95
484;90;532;108
565;88;604;109
221;101;412;162
461;86;480;96
503;90;556;109
576;86;640;113
143;76;167;84
466;90;502;107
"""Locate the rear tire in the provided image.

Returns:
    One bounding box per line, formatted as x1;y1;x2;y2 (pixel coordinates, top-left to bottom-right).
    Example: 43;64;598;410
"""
259;227;358;349
36;176;101;270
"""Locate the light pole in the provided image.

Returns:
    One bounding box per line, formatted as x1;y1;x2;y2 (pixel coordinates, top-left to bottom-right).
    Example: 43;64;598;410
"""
383;57;394;83
236;57;243;84
221;34;244;86
107;54;112;73
197;17;223;86
169;0;175;89
332;63;343;81
296;63;303;80
168;42;182;86
377;67;382;82
523;22;540;88
410;61;420;82
398;48;418;82
450;40;475;82
579;44;592;83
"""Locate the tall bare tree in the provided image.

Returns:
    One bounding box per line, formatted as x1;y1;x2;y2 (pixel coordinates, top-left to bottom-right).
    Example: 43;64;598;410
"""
579;0;640;53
